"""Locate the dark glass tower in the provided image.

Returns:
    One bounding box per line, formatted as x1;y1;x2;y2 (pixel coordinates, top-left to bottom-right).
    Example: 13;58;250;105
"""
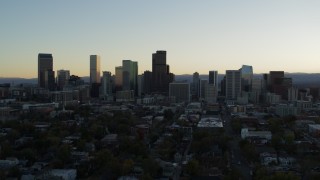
38;53;55;91
152;50;172;94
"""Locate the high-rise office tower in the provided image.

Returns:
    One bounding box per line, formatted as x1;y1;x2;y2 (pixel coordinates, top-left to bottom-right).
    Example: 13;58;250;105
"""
137;75;143;97
143;70;152;95
200;80;208;99
115;66;123;91
90;55;101;84
152;50;172;94
226;70;241;100
220;76;226;96
192;72;200;99
209;71;218;86
101;71;112;98
268;71;292;100
240;65;253;92
38;53;55;91
208;70;218;100
57;70;70;90
122;60;138;94
268;71;284;88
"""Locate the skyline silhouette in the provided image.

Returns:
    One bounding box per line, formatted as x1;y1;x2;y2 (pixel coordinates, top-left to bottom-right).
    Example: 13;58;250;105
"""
1;1;320;77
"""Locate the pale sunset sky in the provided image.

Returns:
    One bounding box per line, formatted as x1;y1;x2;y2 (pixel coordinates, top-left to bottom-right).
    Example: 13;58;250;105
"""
0;0;319;78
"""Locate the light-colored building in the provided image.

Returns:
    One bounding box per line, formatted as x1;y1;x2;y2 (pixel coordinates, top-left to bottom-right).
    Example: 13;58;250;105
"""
101;71;113;99
90;55;101;84
241;128;272;140
288;87;298;102
122;60;138;94
226;70;241;100
169;82;190;103
57;70;70;90
197;116;223;128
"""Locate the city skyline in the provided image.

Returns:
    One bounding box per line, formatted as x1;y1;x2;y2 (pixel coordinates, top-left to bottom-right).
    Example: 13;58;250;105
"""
1;1;320;78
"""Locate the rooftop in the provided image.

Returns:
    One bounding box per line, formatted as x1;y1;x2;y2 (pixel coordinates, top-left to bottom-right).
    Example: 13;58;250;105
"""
197;116;223;128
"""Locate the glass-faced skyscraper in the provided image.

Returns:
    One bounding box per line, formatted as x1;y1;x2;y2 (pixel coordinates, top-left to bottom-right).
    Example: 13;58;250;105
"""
38;53;55;91
240;65;253;92
209;70;218;86
90;55;101;84
122;60;138;94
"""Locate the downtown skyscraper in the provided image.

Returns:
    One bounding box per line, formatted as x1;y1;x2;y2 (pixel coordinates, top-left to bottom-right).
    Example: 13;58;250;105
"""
122;60;138;94
90;55;101;84
152;50;173;94
226;70;241;100
38;53;55;91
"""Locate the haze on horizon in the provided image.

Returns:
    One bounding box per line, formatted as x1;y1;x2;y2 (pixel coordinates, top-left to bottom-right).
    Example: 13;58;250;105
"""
0;0;319;78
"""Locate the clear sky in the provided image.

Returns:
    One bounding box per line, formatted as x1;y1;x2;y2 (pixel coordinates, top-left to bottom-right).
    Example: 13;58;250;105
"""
0;0;319;78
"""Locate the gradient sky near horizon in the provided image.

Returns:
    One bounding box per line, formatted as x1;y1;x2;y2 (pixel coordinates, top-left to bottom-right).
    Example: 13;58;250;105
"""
1;0;320;78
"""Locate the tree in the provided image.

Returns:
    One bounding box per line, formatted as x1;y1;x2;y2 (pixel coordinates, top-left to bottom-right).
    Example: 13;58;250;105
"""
186;160;200;176
122;159;134;175
142;158;161;177
164;109;174;120
224;168;243;180
57;144;71;165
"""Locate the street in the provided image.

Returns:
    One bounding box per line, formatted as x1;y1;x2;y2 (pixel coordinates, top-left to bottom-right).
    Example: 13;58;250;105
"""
223;113;253;180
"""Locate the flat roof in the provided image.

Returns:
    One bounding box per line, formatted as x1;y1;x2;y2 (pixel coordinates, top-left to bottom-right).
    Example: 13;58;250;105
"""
197;116;223;128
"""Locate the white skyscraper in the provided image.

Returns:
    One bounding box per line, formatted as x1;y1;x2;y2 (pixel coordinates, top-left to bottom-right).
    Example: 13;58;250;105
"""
90;55;101;84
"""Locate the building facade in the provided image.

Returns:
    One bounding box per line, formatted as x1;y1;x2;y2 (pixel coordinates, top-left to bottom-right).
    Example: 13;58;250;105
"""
152;51;172;94
90;55;101;84
38;53;55;91
57;70;70;90
169;82;190;103
226;70;241;100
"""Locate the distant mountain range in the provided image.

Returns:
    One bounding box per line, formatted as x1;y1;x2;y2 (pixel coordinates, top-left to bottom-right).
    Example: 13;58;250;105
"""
1;73;320;88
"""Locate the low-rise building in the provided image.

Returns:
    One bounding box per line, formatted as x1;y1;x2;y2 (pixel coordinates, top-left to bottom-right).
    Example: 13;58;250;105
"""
48;169;77;180
197;116;223;128
241;128;272;141
275;104;299;117
260;152;277;166
308;124;320;137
